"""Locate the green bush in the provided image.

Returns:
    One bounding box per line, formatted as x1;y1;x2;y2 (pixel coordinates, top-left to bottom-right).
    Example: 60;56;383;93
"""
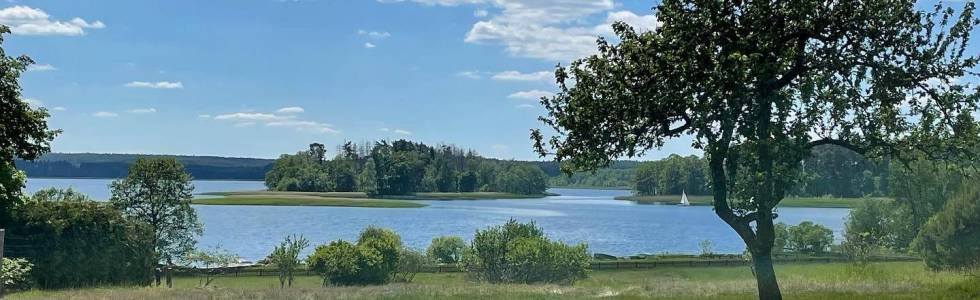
395;248;431;283
307;226;403;286
8;188;155;289
1;258;33;291
308;240;363;286
913;185;980;271
462;219;589;284
427;235;466;264
786;221;834;254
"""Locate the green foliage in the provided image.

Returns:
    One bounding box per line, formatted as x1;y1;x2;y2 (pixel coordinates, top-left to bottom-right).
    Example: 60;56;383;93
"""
307;240;362;286
787;222;834;255
268;235;309;288
0;26;60;226
394;248;431;283
699;240;714;257
307;227;403;286
1;258;33;291
15;153;273;180
842;198;913;260
773;223;789;253
183;246;240;287
889;161;974;250
427;236;466;264
634;155;709;196
913;185;980;272
8;188;155;289
494;164;547;195
267;140;548;195
462;219;589;284
110;157;202;264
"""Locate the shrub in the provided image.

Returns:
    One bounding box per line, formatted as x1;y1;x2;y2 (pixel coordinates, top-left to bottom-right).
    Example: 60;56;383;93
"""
267;235;309;288
913;185;980;272
786;221;834;254
8;189;155;289
307;227;403;286
427;236;466;264
773;223;789;253
394;248;431;283
308;240;363;286
462;219;589;284
1;258;33;291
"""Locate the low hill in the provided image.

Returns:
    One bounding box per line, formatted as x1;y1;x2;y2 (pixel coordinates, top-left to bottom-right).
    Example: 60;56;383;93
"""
14;153;274;180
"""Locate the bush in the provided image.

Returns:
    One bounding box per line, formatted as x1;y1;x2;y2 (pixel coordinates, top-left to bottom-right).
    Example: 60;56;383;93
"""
307;226;403;286
267;235;309;288
913;185;980;272
8;189;155;289
462;219;589;284
427;236;466;264
395;248;431;283
773;223;789;253
786;221;834;254
1;258;33;291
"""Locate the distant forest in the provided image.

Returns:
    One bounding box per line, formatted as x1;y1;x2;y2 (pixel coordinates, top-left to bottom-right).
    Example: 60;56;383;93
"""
14;153;274;180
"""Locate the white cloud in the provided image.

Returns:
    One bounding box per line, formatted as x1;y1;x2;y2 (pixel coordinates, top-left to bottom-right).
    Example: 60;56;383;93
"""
358;29;391;39
379;127;391;132
213;111;338;134
125;81;183;89
393;129;412;135
456;71;483;79
364;42;376;48
214;112;294;122
26;64;56;72
128;108;156;114
198;114;211;119
508;90;552;100
276;106;305;114
382;1;658;62
0;6;105;36
266;120;339;134
492;70;552;81
474;9;488;17
92;111;118;118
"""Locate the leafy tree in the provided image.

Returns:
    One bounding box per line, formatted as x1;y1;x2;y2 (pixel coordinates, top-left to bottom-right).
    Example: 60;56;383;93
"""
308;240;362;286
307;227;404;286
458;171;478;192
358;158;379;196
309;142;327;164
913;184;980;272
889;160;973;249
427;235;466;264
394;248;431;283
268;235;309;288
773;223;789;254
356;226;403;283
111;157;202;272
0;26;60;226
9;188;155;288
531;1;980;298
183;246;240;287
842;198;913;258
786;222;833;255
1;258;33;291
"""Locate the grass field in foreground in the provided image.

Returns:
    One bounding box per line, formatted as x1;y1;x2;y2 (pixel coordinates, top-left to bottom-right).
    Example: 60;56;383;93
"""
10;261;977;300
615;195;890;208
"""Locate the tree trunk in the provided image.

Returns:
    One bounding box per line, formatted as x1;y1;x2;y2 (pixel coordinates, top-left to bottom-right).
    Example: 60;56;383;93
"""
751;252;782;300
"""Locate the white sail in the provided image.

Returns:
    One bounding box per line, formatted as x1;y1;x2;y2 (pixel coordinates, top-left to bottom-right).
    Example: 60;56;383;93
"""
680;190;690;206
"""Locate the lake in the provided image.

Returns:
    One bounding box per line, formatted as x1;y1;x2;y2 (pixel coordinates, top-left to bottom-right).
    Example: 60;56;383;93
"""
26;178;849;261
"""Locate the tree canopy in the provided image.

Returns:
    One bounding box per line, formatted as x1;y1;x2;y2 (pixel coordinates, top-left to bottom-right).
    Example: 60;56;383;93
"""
532;1;980;299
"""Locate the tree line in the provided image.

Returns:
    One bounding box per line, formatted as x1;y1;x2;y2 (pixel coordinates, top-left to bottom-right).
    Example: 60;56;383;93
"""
265;140;549;195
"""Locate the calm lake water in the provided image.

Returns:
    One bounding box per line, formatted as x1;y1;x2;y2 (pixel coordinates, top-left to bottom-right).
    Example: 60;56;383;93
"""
26;178;849;261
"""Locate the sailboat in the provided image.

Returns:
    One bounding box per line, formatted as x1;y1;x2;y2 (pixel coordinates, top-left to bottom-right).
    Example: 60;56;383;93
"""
679;190;691;206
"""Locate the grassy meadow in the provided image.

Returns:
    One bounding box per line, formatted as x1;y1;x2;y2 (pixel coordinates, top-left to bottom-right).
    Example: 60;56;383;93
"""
615;195;890;208
9;261;977;300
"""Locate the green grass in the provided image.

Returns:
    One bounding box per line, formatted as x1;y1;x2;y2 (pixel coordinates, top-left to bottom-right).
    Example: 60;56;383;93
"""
615;195;890;208
10;261;977;300
192;195;426;208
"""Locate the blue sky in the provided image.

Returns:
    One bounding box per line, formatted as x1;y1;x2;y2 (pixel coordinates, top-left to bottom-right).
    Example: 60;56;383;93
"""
5;0;696;159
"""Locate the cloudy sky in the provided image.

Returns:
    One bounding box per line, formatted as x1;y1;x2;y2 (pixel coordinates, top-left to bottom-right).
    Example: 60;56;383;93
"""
4;0;699;159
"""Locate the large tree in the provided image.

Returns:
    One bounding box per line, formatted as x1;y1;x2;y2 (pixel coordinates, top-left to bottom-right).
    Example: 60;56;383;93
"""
110;157;203;275
0;26;60;226
532;1;980;299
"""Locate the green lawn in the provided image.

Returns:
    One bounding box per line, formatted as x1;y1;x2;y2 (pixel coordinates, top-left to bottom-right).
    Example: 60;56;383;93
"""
10;261;977;300
615;195;890;208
